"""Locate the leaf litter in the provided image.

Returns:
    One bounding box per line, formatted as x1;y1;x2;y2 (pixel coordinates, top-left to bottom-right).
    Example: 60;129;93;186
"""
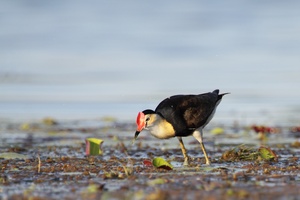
0;119;300;199
221;144;278;162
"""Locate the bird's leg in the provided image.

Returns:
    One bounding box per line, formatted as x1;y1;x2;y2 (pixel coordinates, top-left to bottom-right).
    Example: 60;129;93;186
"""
177;137;189;166
193;130;211;165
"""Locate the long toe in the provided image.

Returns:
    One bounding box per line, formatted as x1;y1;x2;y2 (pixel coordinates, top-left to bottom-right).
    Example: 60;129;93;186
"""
183;160;189;166
205;160;211;165
183;157;190;166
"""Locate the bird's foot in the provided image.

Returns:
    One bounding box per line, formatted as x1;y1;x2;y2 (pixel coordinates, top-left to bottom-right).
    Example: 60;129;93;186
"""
183;156;190;166
205;160;211;166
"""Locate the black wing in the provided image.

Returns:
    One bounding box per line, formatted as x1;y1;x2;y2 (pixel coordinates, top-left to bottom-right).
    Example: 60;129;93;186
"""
155;90;221;135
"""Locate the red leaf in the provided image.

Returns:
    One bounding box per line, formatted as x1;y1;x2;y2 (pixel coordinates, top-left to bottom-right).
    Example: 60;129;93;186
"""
143;160;153;167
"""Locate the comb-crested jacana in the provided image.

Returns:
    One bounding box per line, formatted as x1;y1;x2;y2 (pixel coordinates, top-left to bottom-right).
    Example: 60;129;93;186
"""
133;89;229;166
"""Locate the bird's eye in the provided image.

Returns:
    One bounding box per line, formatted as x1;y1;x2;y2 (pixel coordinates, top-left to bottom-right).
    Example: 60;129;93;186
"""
146;117;150;122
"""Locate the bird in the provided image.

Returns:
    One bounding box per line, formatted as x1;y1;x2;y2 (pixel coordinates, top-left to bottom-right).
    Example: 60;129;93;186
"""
133;89;229;166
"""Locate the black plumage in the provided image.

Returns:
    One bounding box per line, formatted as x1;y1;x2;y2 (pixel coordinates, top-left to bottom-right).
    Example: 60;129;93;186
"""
155;89;226;136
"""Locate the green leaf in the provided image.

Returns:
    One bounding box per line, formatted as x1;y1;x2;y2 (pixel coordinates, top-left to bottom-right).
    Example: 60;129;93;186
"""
0;152;29;159
85;138;104;156
152;157;173;170
258;146;277;161
86;183;100;193
20;123;31;131
42;117;58;126
147;178;166;186
211;127;224;135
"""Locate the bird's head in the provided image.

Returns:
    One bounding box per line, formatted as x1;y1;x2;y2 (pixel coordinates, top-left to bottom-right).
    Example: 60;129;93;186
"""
133;109;156;142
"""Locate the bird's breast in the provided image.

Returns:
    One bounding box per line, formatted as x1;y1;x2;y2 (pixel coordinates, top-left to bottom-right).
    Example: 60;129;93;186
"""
148;120;176;139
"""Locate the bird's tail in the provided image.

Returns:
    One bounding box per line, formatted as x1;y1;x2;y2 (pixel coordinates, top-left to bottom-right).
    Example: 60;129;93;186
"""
213;89;230;97
212;89;219;94
218;92;230;100
220;92;230;96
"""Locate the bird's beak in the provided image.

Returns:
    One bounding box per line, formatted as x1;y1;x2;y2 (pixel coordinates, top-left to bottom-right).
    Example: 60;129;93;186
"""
133;111;146;144
135;130;140;140
132;130;140;144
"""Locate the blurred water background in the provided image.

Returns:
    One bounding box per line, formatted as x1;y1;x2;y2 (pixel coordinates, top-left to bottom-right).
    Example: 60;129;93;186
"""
1;1;300;125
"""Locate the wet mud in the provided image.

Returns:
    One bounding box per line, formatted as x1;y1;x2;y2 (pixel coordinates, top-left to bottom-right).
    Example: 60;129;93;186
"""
0;119;300;199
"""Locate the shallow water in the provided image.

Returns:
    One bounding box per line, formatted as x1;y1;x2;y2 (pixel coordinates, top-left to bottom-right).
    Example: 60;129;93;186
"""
1;119;300;199
1;1;300;124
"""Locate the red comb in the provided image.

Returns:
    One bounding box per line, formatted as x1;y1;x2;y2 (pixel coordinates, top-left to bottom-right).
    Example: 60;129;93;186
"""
136;112;145;131
136;112;145;125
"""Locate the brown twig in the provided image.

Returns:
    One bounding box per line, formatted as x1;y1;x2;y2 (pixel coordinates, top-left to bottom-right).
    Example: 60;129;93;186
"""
37;154;41;173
